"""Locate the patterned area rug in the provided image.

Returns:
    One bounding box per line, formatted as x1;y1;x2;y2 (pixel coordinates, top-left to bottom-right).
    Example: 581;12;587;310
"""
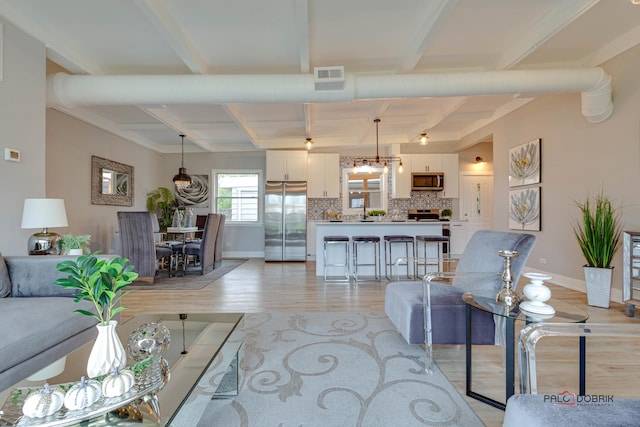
128;259;247;290
198;311;483;426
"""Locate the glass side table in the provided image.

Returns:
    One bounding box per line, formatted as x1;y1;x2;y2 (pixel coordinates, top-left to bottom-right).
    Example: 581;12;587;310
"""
463;290;589;410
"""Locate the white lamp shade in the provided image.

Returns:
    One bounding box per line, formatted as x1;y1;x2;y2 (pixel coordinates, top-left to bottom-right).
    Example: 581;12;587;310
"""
21;198;69;229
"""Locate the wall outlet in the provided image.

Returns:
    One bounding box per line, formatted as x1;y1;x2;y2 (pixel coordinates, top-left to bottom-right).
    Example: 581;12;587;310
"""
539;257;547;264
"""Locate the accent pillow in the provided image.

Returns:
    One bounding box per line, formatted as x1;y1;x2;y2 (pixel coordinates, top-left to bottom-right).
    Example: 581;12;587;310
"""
0;253;11;298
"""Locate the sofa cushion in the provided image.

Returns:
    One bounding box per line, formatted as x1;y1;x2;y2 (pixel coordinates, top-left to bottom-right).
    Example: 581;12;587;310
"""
0;253;10;298
0;298;96;376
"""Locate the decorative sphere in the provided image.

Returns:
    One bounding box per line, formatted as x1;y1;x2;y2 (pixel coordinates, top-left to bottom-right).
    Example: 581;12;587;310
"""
127;322;171;361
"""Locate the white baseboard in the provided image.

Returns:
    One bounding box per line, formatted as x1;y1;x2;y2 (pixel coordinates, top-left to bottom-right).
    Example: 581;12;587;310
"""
522;266;623;304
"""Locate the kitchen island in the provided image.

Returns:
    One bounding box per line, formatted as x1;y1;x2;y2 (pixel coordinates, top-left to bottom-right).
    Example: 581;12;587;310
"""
315;221;445;276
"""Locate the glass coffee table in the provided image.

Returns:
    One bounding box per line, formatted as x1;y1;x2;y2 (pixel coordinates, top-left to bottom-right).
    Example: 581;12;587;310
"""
0;313;244;426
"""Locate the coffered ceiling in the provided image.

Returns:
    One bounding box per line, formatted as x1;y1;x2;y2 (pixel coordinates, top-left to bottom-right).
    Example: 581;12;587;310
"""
1;0;639;154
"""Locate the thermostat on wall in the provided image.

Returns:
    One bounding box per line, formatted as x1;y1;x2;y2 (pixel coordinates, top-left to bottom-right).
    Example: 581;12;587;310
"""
4;148;20;162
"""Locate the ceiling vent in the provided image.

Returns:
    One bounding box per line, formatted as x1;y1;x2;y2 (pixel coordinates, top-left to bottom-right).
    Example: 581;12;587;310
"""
314;66;345;91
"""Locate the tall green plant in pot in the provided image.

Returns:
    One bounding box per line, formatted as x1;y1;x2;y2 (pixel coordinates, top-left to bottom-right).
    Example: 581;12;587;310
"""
572;192;622;308
146;187;176;232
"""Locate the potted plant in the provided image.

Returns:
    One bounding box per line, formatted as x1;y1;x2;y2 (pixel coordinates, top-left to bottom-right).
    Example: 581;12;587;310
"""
441;208;452;219
572;192;622;308
146;187;176;232
367;209;387;221
58;234;91;256
54;252;139;377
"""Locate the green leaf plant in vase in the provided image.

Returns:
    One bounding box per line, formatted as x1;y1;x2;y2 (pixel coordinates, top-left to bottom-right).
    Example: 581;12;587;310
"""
54;252;139;378
572;191;622;308
367;209;387;221
58;234;91;256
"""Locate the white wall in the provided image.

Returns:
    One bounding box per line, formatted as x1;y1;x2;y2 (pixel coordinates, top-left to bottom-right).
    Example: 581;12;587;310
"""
46;109;163;254
0;19;46;255
459;44;640;301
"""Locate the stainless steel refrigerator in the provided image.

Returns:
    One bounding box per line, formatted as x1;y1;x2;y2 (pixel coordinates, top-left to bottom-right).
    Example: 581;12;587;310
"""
264;181;307;261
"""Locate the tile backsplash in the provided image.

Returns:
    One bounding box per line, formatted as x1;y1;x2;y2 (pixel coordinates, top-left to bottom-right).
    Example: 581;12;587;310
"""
307;155;452;221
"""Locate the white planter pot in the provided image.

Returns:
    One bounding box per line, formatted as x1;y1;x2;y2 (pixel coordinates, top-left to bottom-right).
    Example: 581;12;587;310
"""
584;266;613;308
67;248;83;256
87;320;127;378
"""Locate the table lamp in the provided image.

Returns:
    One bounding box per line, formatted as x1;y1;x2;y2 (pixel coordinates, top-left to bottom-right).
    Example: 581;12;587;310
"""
21;198;69;255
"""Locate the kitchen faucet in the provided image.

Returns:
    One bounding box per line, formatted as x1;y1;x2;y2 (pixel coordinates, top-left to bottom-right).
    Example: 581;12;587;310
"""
363;203;367;220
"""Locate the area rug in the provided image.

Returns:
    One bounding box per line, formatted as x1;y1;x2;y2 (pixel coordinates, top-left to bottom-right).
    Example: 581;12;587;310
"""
128;259;247;290
198;311;483;426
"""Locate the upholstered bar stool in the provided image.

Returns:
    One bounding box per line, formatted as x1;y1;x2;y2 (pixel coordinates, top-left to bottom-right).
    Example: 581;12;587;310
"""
351;235;381;282
383;235;415;280
415;235;450;276
323;235;350;283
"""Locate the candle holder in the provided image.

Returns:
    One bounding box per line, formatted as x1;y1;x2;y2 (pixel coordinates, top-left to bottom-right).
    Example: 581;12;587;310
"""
520;272;555;315
496;250;520;308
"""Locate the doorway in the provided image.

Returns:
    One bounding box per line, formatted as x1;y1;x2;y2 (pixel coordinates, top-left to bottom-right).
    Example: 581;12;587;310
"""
460;173;494;239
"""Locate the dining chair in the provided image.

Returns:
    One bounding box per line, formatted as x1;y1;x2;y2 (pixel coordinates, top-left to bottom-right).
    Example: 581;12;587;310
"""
183;213;224;274
117;211;173;282
384;230;536;345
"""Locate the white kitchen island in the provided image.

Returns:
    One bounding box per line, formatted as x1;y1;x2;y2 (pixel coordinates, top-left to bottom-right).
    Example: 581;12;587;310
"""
315;221;445;276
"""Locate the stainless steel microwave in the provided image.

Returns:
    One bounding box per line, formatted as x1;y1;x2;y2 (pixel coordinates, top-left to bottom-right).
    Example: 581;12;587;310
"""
411;172;444;191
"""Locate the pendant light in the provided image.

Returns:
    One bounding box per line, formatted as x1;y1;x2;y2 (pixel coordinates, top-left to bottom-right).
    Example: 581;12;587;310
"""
353;119;403;174
305;137;314;150
172;134;192;189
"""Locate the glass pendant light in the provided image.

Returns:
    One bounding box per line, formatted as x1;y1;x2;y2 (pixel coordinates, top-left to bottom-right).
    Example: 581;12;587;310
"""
172;134;192;189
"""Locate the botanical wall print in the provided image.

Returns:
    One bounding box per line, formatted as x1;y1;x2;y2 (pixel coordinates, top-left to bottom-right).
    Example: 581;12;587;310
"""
509;138;541;187
175;174;210;207
509;187;541;231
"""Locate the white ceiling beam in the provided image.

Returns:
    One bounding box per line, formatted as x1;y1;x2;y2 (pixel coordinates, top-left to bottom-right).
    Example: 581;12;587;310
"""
294;0;310;73
582;23;640;67
133;0;209;74
138;106;211;151
495;0;601;69
400;0;458;72
221;105;262;150
51;106;163;152
0;2;102;74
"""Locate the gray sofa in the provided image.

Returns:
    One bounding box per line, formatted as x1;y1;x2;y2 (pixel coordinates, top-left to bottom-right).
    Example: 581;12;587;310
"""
0;254;100;391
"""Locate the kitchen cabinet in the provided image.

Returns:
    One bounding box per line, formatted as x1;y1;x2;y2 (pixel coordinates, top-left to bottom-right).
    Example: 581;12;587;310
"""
438;154;459;198
411;154;443;173
449;221;469;256
266;151;308;181
307;153;340;198
392;156;411;199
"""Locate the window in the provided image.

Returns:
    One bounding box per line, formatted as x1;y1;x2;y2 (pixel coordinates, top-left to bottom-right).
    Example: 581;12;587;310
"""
214;171;261;222
342;167;387;215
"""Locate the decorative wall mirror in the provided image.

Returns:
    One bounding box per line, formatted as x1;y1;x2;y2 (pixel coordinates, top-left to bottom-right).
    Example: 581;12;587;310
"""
91;156;134;206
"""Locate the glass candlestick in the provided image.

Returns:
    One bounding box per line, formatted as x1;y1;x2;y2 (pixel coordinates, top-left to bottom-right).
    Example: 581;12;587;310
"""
496;250;520;308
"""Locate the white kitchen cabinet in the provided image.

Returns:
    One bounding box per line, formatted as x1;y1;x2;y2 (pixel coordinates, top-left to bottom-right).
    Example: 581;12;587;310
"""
266;151;308;181
411;154;443;173
438;154;459;198
307;153;340;198
392;156;411;199
449;221;468;256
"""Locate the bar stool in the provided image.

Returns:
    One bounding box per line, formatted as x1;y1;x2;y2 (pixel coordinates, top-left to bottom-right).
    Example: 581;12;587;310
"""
415;235;450;276
351;236;381;282
323;235;350;283
383;235;415;280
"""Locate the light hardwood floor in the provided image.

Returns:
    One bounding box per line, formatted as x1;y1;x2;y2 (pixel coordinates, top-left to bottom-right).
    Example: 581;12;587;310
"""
123;259;640;427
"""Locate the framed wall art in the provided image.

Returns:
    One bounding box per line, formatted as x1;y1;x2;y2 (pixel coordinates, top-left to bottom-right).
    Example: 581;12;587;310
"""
175;174;210;208
508;138;541;187
509;187;541;231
